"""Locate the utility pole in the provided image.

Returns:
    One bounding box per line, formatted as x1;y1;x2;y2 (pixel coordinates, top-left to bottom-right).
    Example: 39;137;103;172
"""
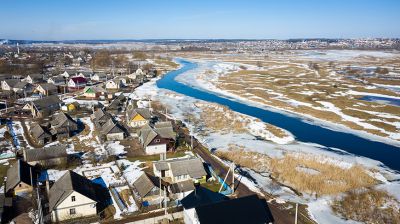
231;162;235;191
295;203;298;224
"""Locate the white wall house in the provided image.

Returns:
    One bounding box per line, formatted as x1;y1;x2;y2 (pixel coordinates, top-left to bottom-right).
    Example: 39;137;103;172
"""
49;171;101;222
105;79;121;90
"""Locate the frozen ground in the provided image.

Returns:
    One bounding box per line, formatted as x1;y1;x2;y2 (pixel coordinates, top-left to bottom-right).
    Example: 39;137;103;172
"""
133;76;400;224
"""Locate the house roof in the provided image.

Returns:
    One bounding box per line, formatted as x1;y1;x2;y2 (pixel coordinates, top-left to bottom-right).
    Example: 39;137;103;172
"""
31;95;62;112
169;158;206;179
84;86;106;93
170;180;194;194
127;108;152;121
194;195;273;224
27;74;43;80
5;160;35;193
37;83;57;91
24;145;67;162
48;75;65;82
100;118;124;135
48;171;104;210
30;123;51;139
93;108;111;123
153;157;207;179
138;122;176;148
50;112;76;128
132;173;158;198
70;77;87;83
138;125;158;148
2;79;19;88
13;81;30;89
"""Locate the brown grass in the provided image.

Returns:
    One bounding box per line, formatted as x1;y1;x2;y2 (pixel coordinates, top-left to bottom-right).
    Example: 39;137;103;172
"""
216;149;378;195
197;103;249;133
332;188;400;224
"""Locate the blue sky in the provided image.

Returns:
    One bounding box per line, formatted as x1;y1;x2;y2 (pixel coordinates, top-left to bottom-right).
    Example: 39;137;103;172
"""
1;0;399;40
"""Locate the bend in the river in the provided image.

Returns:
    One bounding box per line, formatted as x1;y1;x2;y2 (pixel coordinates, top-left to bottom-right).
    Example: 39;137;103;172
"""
157;59;400;171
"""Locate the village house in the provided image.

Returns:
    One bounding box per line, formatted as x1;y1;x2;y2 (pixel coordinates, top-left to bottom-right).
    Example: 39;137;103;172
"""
68;76;87;90
153;157;207;183
126;107;152;128
76;71;92;79
138;121;176;155
60;71;71;78
107;94;126;112
30;95;63;118
12;81;34;94
132;173;162;205
50;112;79;139
92;108;113;127
91;73;107;82
30;123;52;145
47;75;65;86
99;118;126;141
105;79;123;90
83;86;108;99
5;160;36;197
49;171;109;222
23;145;68;166
35;83;58;96
1;79;19;91
24;74;43;84
169;180;195;201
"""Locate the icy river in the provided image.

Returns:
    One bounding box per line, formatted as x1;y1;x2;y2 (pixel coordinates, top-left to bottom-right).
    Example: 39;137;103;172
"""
157;59;400;171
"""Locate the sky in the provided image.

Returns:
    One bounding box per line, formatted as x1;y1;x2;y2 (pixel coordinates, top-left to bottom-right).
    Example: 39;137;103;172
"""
0;0;399;40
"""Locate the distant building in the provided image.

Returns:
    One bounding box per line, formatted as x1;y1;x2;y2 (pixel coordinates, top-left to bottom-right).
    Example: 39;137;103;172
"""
35;83;58;96
68;77;87;89
24;74;43;84
47;76;65;86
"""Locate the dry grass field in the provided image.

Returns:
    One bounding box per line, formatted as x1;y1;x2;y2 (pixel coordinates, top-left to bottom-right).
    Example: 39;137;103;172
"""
216;148;378;195
332;188;400;224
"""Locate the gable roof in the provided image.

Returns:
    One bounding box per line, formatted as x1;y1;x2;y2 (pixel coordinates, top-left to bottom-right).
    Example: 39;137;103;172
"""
48;171;101;210
5;160;35;193
70;77;87;83
163;158;207;179
132;173;158;198
194;195;273;224
24;145;67;162
30;123;51;139
13;81;31;89
100;118;124;135
138;125;158;148
31;95;62;112
37;83;57;91
2;79;19;88
127;108;152;121
48;75;65;82
154;121;176;140
170;180;195;194
50;112;77;128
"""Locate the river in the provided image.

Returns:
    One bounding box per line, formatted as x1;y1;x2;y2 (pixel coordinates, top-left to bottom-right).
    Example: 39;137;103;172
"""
157;59;400;171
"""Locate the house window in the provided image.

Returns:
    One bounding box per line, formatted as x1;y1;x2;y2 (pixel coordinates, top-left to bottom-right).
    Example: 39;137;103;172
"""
71;196;76;202
155;139;160;143
70;208;76;215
